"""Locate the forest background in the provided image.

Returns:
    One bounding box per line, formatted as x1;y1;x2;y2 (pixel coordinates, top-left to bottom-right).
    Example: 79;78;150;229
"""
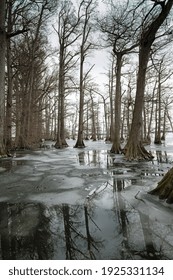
1;0;173;201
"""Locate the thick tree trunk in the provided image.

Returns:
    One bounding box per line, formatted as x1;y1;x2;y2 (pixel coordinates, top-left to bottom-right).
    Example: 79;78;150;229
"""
0;0;6;156
55;45;68;149
74;46;85;148
6;38;13;149
149;167;173;204
124;0;173;160
124;48;153;160
5;1;13;149
111;53;122;153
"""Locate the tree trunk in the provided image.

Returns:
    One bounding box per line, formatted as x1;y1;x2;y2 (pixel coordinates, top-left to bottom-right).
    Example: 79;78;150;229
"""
74;46;85;148
104;103;109;141
26;4;45;147
74;0;95;148
85;101;90;140
146;80;157;142
90;94;96;141
124;48;153;160
154;76;162;144
108;58;114;141
120;102;126;142
55;45;68;148
161;106;166;141
111;53;122;153
0;0;6;156
5;0;13;149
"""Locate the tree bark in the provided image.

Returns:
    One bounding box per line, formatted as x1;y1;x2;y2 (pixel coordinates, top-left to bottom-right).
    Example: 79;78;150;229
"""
125;48;153;160
111;53;122;153
90;94;96;141
74;45;85;148
5;0;13;149
108;58;115;141
55;43;68;148
154;74;162;144
74;0;95;148
0;0;6;156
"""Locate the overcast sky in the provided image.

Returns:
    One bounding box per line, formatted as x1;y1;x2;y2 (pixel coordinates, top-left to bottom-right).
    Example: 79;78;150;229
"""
48;0;111;94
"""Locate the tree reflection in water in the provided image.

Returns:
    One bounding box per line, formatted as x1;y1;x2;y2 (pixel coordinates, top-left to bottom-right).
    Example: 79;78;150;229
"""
0;182;173;259
77;150;107;168
60;204;103;259
111;178;165;259
0;202;103;260
0;202;53;259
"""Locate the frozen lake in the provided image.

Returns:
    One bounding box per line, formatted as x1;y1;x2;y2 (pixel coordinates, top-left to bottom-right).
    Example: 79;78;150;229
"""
0;137;173;260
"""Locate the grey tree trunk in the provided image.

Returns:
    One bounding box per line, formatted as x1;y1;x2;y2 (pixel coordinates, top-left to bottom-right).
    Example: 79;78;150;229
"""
111;53;122;153
0;0;6;156
55;44;66;148
154;74;162;144
74;0;95;148
125;48;153;160
74;45;85;147
5;0;13;149
90;94;96;141
108;58;115;141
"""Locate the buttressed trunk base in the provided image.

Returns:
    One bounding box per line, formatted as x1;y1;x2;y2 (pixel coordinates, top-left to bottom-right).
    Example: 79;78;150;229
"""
149;167;173;204
124;140;153;161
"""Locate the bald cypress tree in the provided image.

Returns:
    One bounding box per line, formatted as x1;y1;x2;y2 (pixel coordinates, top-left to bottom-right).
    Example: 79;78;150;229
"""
0;0;6;156
125;0;173;160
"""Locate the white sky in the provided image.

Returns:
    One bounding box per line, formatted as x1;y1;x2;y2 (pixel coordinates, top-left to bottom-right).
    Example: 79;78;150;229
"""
48;0;111;95
89;49;110;90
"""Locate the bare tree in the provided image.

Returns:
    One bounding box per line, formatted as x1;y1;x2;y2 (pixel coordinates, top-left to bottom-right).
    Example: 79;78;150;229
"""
13;34;56;148
124;0;173;160
0;0;6;156
74;0;96;148
99;1;138;154
0;0;58;154
5;0;33;150
53;0;82;148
